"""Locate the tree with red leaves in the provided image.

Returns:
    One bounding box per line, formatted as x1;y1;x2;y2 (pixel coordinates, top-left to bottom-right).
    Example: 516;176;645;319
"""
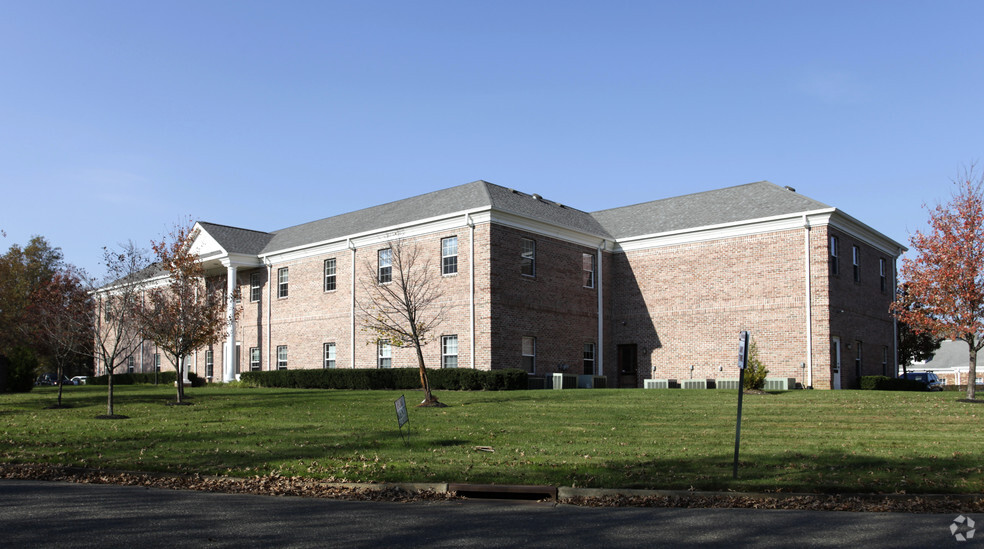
28;266;92;407
134;223;233;404
893;168;984;400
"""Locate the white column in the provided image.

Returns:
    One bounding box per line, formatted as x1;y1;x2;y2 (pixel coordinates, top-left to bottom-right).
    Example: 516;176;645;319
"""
223;263;238;382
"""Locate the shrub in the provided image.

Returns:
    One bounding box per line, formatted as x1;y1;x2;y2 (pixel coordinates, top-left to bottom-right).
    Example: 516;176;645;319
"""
1;347;37;393
90;371;205;386
239;367;527;391
860;375;929;391
743;340;769;390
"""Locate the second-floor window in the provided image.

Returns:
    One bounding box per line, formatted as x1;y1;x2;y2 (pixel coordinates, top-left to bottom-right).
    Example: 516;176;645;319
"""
378;249;392;284
250;272;261;302
521;238;536;277
583;253;596;288
830;236;839;275
879;258;888;293
278;267;289;298
442;237;458;276
324;258;337;292
852;246;861;283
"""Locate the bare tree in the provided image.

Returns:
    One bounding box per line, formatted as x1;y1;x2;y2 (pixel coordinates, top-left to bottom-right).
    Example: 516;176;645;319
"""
88;242;150;418
133;223;232;404
358;236;450;407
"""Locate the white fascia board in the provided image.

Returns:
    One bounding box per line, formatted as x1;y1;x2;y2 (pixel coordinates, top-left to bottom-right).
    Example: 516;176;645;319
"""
826;210;908;257
220;253;263;269
488;210;611;249
190;222;227;257
260;207;492;264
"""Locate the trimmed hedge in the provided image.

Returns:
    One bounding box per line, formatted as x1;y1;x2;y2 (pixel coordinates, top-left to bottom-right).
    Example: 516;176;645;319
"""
91;371;205;387
859;375;930;391
240;367;528;391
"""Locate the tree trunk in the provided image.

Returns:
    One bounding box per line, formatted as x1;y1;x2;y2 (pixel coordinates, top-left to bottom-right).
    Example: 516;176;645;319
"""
107;370;115;416
968;341;977;401
175;355;184;404
56;364;64;407
414;342;439;406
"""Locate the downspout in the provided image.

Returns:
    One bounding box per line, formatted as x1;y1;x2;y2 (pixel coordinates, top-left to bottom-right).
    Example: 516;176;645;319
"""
349;239;357;368
468;214;476;369
893;248;901;377
597;240;605;376
803;215;814;389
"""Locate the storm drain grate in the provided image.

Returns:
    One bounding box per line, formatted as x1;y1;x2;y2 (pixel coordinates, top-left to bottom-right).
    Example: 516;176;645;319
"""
448;483;557;501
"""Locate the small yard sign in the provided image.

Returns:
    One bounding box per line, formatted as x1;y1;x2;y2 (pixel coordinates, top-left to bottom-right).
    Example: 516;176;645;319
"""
395;395;410;446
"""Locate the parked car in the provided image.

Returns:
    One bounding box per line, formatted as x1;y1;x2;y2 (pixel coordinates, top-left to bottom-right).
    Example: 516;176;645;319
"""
902;371;944;391
35;373;57;386
71;376;88;385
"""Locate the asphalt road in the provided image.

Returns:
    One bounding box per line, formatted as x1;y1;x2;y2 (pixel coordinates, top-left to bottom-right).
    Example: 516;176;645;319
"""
0;480;973;548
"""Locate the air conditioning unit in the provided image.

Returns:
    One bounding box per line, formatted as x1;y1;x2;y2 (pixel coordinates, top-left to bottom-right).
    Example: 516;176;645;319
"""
644;379;669;389
716;379;741;390
764;377;797;391
550;373;578;389
681;379;709;389
577;375;607;388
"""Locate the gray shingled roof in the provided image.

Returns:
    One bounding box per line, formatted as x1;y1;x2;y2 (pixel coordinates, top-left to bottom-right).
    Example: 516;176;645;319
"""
197;222;274;255
921;340;969;369
197;180;833;256
590;181;831;239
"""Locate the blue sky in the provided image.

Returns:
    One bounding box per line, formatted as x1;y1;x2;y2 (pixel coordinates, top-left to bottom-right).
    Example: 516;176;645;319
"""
2;1;982;274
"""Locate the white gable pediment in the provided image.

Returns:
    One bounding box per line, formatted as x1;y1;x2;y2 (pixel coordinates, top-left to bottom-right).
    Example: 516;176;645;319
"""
190;222;227;259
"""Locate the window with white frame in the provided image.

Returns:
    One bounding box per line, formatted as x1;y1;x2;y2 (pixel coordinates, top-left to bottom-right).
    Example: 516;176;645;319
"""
127;356;134;373
442;335;458;368
442;237;458;276
378;249;392;284
852;246;861;283
324;342;336;369
378;340;391;368
276;345;288;370
278;267;289;298
830;236;839;275
522;336;536;373
879;258;887;293
250;272;261;302
205;349;214;378
324;258;337;292
250;347;261;371
583;343;595;375
154;353;161;373
521;238;535;277
583;253;596;288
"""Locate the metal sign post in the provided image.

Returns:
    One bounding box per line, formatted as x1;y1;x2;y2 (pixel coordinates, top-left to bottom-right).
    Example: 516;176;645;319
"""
395;395;410;446
733;331;749;479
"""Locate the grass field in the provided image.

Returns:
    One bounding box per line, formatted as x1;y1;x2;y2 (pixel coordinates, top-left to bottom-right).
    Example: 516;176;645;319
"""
2;385;982;494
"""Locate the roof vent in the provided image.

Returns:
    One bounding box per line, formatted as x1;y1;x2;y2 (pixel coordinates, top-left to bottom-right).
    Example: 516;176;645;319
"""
532;193;542;200
784;186;796;192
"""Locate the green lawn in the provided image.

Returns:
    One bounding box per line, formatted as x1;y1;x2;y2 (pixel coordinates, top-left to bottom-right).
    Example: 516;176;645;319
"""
1;385;981;494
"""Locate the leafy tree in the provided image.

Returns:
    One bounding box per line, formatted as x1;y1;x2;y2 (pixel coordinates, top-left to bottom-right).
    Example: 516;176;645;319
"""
895;285;942;376
133;223;232;404
88;242;150;417
893;167;984;400
0;236;64;355
27;266;93;407
358;236;450;407
743;338;769;390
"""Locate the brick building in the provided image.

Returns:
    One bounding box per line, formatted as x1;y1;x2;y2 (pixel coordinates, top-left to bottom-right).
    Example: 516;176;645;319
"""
108;180;905;389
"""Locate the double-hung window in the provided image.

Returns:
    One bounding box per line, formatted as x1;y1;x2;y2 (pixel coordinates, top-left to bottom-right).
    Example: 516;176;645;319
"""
205;349;214;378
522;336;536;373
276;345;288;370
250;272;261;302
378;341;392;368
829;236;839;275
250;347;261;371
879;258;887;293
583;253;596;288
852;246;861;283
278;267;289;298
324;342;336;369
442;237;458;276
324;258;337;292
583;343;595;375
442;335;458;368
154;353;161;373
521;238;536;277
378;249;392;284
127;356;135;373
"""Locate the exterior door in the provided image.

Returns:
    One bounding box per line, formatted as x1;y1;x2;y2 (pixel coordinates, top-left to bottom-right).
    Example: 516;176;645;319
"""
831;337;842;390
617;344;638;388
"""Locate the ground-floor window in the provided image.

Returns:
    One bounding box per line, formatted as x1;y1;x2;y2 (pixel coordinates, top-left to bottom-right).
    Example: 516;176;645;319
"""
205;350;214;378
127;356;134;373
250;347;261;371
378;341;391;368
324;342;336;369
154;353;160;373
522;336;536;373
277;345;288;370
442;335;458;368
583;343;595;375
